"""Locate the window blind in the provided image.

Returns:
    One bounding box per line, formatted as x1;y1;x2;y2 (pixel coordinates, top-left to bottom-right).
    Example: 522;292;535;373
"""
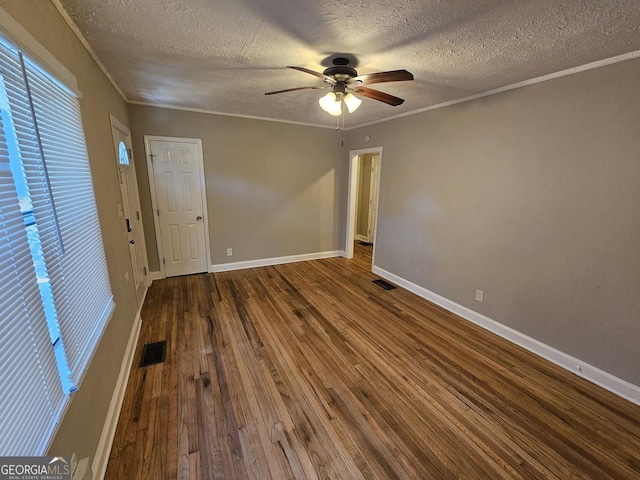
0;29;115;454
0;78;65;455
25;56;115;388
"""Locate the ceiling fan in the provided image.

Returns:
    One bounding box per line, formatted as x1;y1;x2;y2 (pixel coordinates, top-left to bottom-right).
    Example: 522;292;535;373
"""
265;57;414;116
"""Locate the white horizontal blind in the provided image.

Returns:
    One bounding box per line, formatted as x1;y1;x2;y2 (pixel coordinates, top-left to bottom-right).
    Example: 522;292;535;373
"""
0;40;65;455
1;34;74;392
25;57;115;388
0;27;115;454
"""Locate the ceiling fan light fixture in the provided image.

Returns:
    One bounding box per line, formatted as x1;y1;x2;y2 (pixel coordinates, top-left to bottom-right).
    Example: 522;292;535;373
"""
319;92;342;116
343;93;362;113
267;60;413;114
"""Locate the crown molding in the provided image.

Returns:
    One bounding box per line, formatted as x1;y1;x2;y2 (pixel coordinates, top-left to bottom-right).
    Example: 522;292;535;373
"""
346;50;640;130
128;101;338;129
50;0;127;101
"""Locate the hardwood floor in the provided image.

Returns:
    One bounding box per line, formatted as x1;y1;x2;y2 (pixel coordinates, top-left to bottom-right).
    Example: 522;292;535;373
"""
105;247;640;479
351;242;373;270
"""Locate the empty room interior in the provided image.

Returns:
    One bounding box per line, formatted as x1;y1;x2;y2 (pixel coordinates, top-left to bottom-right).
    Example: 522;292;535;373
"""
1;0;640;478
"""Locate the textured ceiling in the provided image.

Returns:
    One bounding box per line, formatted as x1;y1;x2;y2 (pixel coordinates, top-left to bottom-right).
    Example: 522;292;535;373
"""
58;0;640;128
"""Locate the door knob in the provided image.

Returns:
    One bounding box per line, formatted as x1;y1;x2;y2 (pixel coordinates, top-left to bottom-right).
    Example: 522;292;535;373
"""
196;216;202;221
129;240;135;244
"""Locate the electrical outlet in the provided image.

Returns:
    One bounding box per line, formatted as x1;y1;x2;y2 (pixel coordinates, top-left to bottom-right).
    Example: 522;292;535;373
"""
475;290;484;302
226;248;233;257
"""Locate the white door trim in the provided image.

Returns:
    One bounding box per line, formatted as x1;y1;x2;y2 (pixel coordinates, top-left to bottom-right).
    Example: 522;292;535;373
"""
367;154;381;244
144;135;212;278
345;147;383;262
109;114;128;139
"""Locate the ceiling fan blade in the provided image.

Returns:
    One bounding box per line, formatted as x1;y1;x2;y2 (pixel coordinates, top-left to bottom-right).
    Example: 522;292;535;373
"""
265;86;326;95
352;86;405;106
287;66;337;84
350;69;414;85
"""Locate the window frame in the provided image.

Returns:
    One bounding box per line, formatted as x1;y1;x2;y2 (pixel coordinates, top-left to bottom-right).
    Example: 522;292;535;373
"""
0;16;115;455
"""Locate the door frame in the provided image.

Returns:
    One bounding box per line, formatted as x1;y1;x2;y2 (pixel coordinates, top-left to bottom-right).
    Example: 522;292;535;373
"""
345;146;383;264
366;153;381;243
144;135;212;278
110;114;149;302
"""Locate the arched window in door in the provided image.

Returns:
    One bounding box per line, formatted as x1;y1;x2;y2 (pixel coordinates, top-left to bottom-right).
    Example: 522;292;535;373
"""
118;140;129;165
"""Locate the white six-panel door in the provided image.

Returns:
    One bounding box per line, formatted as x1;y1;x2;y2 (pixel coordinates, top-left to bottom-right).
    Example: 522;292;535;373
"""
148;138;208;277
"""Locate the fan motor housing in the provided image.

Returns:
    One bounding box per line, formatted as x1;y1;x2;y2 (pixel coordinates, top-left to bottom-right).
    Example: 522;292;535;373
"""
323;57;357;80
323;65;357;79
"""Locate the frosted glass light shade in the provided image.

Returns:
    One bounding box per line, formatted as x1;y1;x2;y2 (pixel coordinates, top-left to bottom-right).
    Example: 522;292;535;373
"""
318;92;342;116
343;93;362;113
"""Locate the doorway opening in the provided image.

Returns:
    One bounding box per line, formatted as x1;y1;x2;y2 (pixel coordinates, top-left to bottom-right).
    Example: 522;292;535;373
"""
345;147;382;270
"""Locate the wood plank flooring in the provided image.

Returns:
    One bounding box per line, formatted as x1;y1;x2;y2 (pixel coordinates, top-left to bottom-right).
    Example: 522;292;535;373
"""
105;243;640;479
351;242;373;271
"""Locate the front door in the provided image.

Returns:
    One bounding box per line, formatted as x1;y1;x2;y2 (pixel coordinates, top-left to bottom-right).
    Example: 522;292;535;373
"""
148;138;208;277
111;118;148;307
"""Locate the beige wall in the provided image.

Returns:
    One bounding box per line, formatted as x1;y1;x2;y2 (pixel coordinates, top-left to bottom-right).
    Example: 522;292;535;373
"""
128;105;346;270
346;58;640;386
2;0;137;461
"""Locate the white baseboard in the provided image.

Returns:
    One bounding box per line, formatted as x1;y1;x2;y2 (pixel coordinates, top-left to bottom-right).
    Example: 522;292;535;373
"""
148;271;162;284
372;266;640;406
91;304;144;479
356;234;368;242
211;250;343;273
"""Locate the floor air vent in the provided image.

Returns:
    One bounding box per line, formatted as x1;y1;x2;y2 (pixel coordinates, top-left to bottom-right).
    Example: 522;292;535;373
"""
140;341;166;367
372;279;397;290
